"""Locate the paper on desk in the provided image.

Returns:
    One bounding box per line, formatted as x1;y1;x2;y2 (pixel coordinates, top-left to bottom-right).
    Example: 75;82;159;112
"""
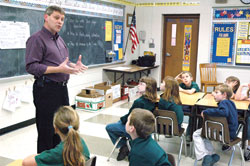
112;67;131;70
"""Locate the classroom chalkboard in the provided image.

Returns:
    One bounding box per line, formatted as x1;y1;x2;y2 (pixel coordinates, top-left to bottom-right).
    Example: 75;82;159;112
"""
0;5;114;78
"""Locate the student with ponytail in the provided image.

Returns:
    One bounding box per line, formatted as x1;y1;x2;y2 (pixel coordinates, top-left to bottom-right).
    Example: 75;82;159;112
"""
22;106;90;166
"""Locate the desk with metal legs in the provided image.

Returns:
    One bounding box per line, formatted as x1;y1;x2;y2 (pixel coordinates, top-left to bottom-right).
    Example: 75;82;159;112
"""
103;65;159;85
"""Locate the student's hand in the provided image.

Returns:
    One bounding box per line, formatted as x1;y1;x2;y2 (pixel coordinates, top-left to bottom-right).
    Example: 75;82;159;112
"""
58;57;79;74
211;91;216;97
231;81;238;88
175;73;182;81
75;55;88;72
201;111;204;118
179;87;184;92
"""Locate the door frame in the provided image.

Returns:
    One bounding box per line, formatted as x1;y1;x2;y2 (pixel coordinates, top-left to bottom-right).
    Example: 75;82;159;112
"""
161;14;200;81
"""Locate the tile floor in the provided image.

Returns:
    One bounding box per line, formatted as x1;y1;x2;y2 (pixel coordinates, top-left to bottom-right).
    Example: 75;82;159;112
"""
0;96;247;166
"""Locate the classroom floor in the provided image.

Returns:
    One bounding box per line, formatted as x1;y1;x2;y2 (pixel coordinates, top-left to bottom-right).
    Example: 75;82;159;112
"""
0;96;247;166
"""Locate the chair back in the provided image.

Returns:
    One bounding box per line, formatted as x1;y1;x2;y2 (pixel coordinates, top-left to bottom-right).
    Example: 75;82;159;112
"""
167;153;176;166
86;156;97;166
199;63;218;84
201;115;230;144
154;110;182;136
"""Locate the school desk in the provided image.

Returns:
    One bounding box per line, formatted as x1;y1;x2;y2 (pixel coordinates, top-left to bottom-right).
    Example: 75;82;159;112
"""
103;65;159;85
195;93;249;149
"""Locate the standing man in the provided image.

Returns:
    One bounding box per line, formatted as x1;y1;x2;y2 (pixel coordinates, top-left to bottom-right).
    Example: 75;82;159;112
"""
25;5;87;153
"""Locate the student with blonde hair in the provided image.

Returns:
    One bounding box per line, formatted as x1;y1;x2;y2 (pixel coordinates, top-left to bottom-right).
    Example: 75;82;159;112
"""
22;106;90;166
175;71;200;94
193;84;238;166
106;76;158;161
159;76;184;129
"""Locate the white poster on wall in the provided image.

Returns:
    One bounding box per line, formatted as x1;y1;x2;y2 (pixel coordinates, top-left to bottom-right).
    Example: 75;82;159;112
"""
171;24;177;46
0;21;30;49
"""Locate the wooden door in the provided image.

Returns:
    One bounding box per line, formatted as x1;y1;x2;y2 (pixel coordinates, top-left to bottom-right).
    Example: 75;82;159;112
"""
161;15;200;81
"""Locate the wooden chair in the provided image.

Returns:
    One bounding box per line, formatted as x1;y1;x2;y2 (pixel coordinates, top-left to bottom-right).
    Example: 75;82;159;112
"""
194;115;245;166
86;156;97;166
107;136;131;161
154;110;187;166
199;63;221;93
167;153;176;166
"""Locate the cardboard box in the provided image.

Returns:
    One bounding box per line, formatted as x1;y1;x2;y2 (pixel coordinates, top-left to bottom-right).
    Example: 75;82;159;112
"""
75;89;105;112
94;82;121;103
93;86;113;108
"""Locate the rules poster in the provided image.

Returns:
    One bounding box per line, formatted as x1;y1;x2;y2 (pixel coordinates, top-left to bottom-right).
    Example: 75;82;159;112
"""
211;22;236;64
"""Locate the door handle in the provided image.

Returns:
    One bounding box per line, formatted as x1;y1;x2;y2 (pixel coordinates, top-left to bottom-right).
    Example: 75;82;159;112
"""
165;52;171;57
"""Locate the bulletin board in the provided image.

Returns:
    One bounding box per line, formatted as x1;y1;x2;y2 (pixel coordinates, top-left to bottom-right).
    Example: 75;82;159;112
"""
211;7;250;66
211;22;236;64
114;21;124;61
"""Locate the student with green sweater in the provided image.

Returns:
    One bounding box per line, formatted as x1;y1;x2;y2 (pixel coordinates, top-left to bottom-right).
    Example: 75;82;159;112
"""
126;108;172;166
159;76;184;129
106;76;158;161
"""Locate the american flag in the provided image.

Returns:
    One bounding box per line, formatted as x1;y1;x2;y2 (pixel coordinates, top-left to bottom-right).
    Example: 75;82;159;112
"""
129;10;139;54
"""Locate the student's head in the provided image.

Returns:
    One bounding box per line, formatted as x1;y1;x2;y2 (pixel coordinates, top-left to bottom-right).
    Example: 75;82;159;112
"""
162;76;181;105
212;84;233;102
53;106;85;166
125;108;155;139
44;5;65;34
180;71;193;86
225;76;240;93
139;76;157;103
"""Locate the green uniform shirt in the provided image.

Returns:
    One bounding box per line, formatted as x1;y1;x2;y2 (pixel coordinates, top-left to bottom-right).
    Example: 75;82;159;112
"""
129;136;172;166
120;96;156;124
158;98;184;125
179;81;200;92
35;138;90;166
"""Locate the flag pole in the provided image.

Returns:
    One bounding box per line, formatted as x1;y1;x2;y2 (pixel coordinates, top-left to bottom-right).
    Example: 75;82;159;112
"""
123;6;136;57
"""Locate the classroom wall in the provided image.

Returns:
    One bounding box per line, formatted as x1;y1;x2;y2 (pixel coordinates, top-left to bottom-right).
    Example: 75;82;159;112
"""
134;0;250;86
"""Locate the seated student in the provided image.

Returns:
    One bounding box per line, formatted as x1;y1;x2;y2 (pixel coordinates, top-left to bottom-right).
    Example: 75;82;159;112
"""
22;106;90;166
126;108;172;166
193;84;238;166
175;71;200;141
159;76;183;129
106;76;158;161
225;76;240;99
175;71;200;94
234;80;250;161
235;81;250;101
222;76;240;151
